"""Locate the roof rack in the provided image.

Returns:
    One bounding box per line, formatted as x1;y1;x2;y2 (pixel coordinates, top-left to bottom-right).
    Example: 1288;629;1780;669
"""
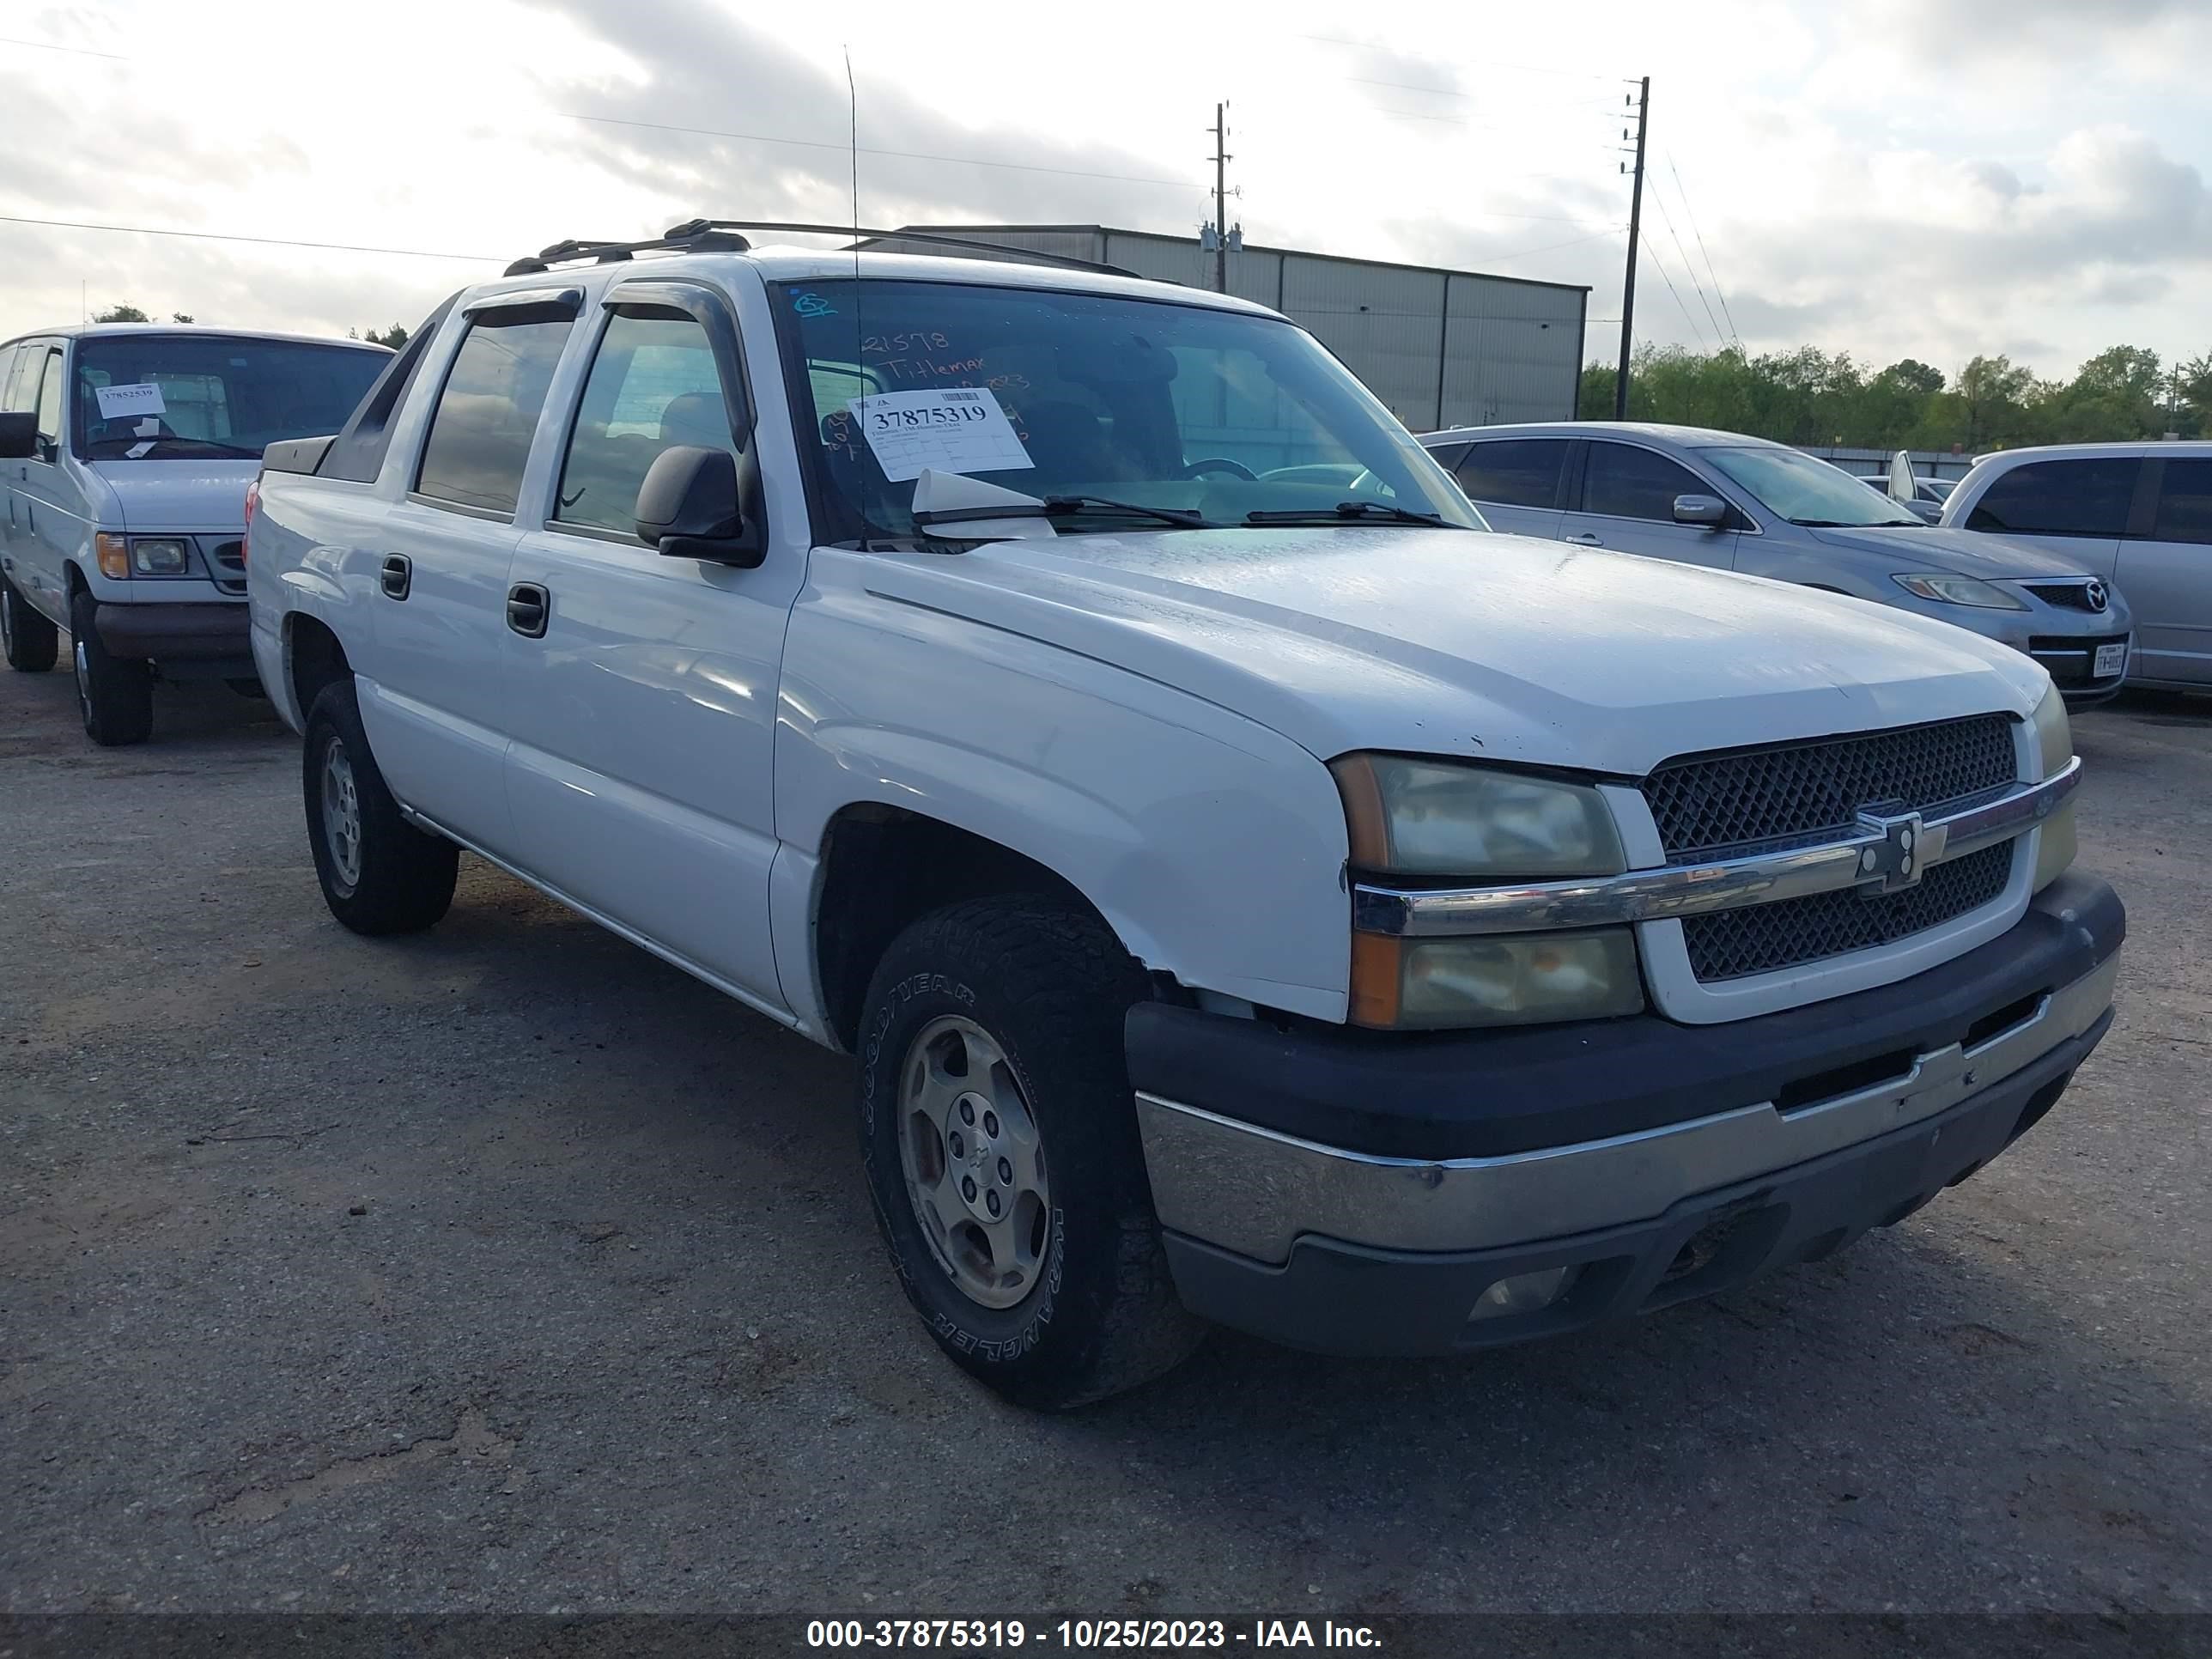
502;219;1140;279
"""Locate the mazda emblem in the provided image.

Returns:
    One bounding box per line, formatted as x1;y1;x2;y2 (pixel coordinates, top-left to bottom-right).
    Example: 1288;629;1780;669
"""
2084;580;2107;613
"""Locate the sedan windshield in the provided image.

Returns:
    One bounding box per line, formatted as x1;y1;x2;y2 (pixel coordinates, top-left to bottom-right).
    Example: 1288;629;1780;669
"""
775;278;1485;538
1700;446;1923;528
73;335;388;461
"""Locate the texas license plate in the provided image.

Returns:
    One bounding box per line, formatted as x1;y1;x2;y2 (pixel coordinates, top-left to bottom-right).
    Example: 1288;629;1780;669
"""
2094;642;2128;678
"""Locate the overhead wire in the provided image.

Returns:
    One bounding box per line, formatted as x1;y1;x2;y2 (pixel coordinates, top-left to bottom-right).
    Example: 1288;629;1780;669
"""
1638;240;1711;350
0;212;504;263
1647;188;1727;349
1666;152;1740;343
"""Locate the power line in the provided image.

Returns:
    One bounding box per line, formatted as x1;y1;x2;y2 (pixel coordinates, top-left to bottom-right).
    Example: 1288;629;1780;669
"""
0;213;504;263
1287;33;1631;82
1639;240;1710;350
0;35;127;59
1666;152;1740;343
1648;187;1726;349
562;112;1200;191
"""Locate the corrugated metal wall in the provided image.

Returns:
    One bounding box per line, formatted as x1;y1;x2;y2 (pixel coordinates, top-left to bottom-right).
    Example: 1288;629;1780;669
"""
880;226;1587;430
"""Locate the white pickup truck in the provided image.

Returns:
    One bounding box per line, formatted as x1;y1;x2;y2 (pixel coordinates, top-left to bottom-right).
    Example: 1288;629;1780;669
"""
247;225;2124;1408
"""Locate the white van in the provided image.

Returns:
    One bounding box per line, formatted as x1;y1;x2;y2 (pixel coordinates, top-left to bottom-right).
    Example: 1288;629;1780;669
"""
0;325;390;744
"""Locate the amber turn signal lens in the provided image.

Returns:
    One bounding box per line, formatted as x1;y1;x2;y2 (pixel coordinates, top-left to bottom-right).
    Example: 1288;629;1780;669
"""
95;532;131;580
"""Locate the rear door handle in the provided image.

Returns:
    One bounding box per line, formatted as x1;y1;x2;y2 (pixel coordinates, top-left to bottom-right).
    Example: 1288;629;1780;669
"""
380;554;411;599
506;581;549;638
1565;532;1605;547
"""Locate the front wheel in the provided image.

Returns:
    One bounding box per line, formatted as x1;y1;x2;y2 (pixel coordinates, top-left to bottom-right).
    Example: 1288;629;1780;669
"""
302;680;459;935
857;896;1205;1410
70;592;152;745
2;577;58;672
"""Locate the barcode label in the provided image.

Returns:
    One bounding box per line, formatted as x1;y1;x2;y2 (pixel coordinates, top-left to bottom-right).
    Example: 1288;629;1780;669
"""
940;390;984;402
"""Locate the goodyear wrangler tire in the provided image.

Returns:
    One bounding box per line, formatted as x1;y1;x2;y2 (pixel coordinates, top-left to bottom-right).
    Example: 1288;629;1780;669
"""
857;895;1205;1410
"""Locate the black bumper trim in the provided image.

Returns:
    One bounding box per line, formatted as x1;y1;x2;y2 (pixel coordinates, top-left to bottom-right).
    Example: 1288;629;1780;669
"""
1125;872;2123;1161
1164;1006;2111;1358
94;601;250;664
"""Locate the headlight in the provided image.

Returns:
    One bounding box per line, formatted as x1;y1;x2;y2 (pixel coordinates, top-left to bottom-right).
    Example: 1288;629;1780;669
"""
1352;930;1643;1030
1892;573;2027;610
2029;684;2075;891
131;538;191;575
1331;754;1626;878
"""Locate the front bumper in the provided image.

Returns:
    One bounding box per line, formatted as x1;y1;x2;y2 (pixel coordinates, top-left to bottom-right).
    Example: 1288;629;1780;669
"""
1128;873;2124;1355
94;600;251;670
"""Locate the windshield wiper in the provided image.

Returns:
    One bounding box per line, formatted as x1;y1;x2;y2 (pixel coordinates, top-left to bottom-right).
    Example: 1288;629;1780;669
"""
1243;501;1459;527
94;435;261;459
1042;495;1211;529
1789;516;1918;529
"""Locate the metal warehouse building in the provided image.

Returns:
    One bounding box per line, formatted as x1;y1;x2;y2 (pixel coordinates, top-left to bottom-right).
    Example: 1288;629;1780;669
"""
869;225;1590;433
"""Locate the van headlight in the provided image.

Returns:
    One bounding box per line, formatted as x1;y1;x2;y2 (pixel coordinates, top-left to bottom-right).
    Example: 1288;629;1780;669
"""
1333;755;1641;1029
2029;684;2076;891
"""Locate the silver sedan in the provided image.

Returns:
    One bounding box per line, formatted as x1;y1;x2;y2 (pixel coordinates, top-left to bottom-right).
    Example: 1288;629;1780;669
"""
1419;422;2135;708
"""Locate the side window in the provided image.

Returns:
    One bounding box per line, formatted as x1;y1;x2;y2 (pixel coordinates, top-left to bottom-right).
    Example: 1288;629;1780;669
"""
555;309;732;535
1456;439;1569;508
413;314;574;515
1965;459;2138;538
0;346;19;412
2152;459;2212;546
322;297;457;484
33;349;64;450
1581;441;1706;521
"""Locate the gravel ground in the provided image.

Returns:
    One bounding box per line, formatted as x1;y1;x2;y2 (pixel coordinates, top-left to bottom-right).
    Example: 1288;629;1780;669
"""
3;661;2208;1620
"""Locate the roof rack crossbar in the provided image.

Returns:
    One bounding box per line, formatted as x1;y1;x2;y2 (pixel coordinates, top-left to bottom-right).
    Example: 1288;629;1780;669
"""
503;220;1144;280
686;222;1141;278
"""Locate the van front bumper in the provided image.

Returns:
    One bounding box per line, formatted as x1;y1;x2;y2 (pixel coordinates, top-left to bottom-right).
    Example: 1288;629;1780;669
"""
1127;873;2124;1356
94;600;252;671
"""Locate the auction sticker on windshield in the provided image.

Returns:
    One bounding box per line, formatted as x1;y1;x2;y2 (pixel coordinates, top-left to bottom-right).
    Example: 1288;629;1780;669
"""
94;382;167;420
848;387;1032;483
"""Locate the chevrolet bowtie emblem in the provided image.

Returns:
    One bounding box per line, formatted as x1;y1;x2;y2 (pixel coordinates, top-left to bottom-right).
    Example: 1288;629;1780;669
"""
1854;804;1948;895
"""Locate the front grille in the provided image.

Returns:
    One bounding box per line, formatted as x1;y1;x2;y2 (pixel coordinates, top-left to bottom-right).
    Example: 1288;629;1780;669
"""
2029;635;2128;688
1640;714;2016;862
2021;581;2107;613
1682;843;2014;982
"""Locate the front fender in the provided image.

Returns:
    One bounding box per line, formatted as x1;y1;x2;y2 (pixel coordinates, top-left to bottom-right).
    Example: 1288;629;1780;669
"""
772;579;1353;1024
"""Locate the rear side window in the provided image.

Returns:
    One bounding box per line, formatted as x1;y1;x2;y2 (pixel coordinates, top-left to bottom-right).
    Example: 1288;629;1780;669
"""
1966;458;2138;538
33;349;64;446
556;309;733;535
322;297;456;483
1582;441;1705;521
414;314;573;514
1456;439;1568;508
3;343;52;414
2153;459;2212;546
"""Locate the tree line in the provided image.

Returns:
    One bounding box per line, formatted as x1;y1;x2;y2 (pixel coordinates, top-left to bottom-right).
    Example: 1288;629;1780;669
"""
85;303;409;349
1578;343;2212;452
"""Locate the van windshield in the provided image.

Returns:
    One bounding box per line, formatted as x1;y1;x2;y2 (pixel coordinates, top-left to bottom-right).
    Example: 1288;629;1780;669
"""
73;335;389;460
773;278;1484;538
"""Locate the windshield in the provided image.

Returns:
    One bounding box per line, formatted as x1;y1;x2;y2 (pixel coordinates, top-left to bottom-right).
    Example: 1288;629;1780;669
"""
73;335;389;460
1699;446;1923;528
774;278;1485;538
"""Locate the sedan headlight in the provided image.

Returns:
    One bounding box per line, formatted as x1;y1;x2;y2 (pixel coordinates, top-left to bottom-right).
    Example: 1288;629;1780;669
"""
1892;573;2027;610
2029;684;2076;891
1334;755;1640;1029
1331;754;1626;878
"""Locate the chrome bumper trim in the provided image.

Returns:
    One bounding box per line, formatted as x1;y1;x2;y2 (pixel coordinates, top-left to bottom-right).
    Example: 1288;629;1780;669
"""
1135;951;2117;1266
1352;756;2080;939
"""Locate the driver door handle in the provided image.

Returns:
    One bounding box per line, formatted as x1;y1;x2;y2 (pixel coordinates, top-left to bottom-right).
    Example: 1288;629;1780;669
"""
1565;532;1605;547
379;554;411;600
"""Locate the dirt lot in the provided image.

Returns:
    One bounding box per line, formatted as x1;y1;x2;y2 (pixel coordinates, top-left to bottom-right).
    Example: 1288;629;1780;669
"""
3;661;2209;1620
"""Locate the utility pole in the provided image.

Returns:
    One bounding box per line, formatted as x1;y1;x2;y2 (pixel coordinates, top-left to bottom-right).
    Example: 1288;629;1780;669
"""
1209;102;1231;294
1613;76;1650;420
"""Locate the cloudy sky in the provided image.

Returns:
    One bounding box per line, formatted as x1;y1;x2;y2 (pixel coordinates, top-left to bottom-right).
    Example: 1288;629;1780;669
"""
3;0;2208;380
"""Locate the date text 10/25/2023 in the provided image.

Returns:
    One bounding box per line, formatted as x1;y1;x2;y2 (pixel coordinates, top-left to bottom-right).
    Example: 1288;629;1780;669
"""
805;1620;1383;1649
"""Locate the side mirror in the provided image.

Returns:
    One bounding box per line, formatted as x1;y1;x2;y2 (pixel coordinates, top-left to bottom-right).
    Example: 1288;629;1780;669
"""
0;411;36;460
1673;493;1728;528
635;444;764;568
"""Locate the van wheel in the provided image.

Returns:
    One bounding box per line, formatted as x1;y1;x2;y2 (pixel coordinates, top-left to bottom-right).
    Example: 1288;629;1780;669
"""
302;680;459;935
70;592;153;745
3;577;58;672
857;896;1205;1410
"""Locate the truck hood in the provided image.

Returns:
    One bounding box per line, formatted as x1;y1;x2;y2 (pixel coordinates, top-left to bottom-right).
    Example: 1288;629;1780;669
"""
87;459;258;533
863;526;2048;777
1802;521;2089;579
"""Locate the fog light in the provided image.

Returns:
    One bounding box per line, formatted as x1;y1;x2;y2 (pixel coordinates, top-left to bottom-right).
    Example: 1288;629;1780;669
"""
1468;1265;1578;1322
